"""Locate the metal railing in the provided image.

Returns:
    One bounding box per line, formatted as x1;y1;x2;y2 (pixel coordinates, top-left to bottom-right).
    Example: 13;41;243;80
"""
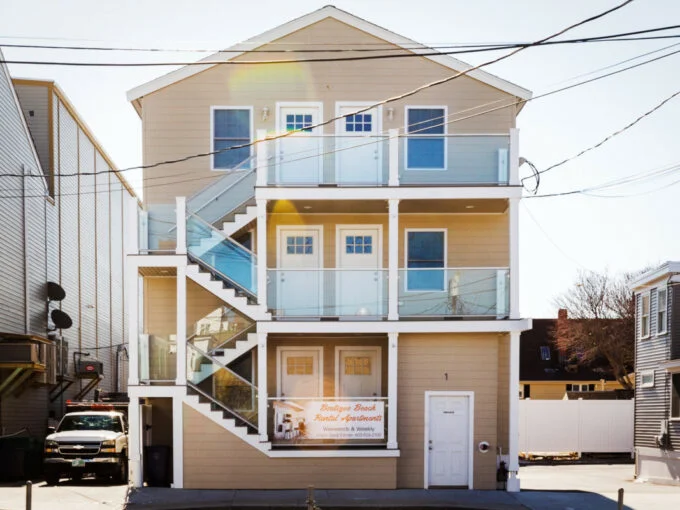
138;334;176;383
186;305;255;355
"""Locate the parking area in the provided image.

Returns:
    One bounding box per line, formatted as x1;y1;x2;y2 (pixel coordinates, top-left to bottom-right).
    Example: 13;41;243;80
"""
0;477;128;510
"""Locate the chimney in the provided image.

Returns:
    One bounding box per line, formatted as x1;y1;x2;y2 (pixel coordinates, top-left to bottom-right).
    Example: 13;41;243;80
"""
558;308;568;321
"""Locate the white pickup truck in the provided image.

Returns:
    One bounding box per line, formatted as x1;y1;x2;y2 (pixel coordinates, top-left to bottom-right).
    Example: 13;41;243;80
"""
43;404;128;485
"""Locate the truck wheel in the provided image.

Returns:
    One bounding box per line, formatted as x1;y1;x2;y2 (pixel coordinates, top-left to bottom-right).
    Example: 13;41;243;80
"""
115;456;128;484
71;472;83;483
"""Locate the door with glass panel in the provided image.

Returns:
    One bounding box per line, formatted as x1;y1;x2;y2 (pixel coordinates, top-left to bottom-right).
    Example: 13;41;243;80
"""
337;347;381;397
279;348;322;398
337;227;382;316
336;104;381;184
277;105;322;184
277;228;322;317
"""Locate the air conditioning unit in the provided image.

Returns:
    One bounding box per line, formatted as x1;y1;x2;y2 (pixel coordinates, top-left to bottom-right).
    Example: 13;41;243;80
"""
76;359;104;378
0;342;41;364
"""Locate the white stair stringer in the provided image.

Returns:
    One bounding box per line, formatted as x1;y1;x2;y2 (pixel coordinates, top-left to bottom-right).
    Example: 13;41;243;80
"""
222;205;257;237
183;393;271;453
212;332;258;366
185;263;270;321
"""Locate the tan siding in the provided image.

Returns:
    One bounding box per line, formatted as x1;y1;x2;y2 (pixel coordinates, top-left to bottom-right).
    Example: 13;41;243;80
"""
183;404;396;489
497;335;510;453
397;333;500;490
142;18;517;204
522;380;626;400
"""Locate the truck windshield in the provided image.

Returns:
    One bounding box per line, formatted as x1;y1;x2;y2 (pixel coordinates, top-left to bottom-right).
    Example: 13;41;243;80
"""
57;415;123;433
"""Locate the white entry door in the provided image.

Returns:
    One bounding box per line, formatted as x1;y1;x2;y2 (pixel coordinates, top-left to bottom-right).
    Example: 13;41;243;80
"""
277;105;322;184
277;228;322;317
279;348;322;398
336;104;381;184
336;226;382;316
427;394;471;488
337;347;381;398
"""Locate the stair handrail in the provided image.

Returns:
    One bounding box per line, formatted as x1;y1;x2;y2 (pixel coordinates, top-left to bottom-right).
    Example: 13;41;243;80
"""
186;211;258;259
187;381;258;431
210;322;257;355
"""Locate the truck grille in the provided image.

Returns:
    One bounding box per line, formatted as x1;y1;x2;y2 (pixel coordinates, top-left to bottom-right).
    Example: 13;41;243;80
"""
58;441;101;456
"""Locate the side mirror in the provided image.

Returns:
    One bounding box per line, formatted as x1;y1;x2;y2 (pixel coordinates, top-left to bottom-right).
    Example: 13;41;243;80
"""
47;426;56;434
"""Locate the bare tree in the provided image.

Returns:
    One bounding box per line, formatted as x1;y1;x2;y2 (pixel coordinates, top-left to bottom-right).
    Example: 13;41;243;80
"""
554;271;635;390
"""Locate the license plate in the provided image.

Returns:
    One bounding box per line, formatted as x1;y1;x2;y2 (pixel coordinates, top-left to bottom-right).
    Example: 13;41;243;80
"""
71;459;85;467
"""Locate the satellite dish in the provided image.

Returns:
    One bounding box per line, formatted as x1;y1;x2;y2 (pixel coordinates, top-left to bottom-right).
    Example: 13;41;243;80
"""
51;309;73;330
47;281;66;301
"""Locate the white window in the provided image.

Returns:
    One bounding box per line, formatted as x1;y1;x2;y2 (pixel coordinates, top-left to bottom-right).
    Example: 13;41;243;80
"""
640;293;650;339
567;384;595;392
672;373;680;419
405;230;446;291
405;107;446;170
640;370;655;389
657;288;667;335
211;107;252;170
539;346;551;361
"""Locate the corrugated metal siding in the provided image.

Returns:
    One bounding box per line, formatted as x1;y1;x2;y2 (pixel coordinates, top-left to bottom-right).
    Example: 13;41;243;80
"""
671;285;680;360
13;84;50;179
110;176;124;383
96;154;113;391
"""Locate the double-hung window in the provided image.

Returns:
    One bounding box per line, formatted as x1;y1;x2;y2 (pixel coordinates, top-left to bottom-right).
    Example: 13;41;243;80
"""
657;288;667;335
405;107;446;170
406;230;446;291
212;107;252;170
640;293;650;338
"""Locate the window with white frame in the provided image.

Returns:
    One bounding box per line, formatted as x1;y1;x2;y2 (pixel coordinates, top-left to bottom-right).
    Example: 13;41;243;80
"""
672;373;680;418
405;107;446;170
641;293;650;338
657;288;667;335
212;108;252;170
406;230;445;291
640;370;655;388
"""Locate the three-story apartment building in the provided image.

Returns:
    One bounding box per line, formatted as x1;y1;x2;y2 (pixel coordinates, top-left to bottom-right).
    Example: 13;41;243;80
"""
125;6;532;491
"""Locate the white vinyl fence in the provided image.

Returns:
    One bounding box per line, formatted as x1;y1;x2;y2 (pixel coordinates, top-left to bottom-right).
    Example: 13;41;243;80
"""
519;399;634;455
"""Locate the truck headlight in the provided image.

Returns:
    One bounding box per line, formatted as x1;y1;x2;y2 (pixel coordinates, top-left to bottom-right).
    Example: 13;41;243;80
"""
45;440;59;453
101;439;116;452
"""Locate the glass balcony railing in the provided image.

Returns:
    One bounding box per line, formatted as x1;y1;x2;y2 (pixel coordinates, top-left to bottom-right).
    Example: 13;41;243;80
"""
267;269;387;318
187;342;258;429
186;212;257;298
138;334;176;383
187;305;254;355
399;135;510;185
399;268;509;318
268;397;388;447
266;135;389;186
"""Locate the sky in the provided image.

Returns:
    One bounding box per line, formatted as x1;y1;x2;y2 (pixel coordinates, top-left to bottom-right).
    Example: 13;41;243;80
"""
1;0;679;319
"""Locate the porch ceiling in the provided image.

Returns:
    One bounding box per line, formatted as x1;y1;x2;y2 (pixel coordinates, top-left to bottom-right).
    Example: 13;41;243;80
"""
400;199;508;214
268;198;507;215
138;267;177;277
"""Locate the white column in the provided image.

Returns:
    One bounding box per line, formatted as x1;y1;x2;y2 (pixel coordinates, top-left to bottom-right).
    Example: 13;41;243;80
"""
256;199;268;309
388;129;399;186
388;199;400;320
176;196;186;255
508;197;519;320
257;332;268;442
127;258;140;386
387;332;399;449
507;331;521;492
256;129;268;187
509;128;519;186
175;263;187;385
128;396;142;487
172;396;184;488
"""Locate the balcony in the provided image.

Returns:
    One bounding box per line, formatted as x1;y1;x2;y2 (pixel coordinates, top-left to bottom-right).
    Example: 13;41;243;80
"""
260;132;511;187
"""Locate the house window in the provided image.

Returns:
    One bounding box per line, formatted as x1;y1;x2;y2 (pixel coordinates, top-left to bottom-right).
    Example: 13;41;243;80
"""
286;236;313;255
566;384;595;392
672;374;680;419
212;108;252;170
287;356;314;375
345;235;372;254
641;293;650;338
640;370;655;389
285;114;313;132
540;346;551;361
657;288;667;335
406;107;446;169
344;356;372;376
345;113;372;133
406;230;446;291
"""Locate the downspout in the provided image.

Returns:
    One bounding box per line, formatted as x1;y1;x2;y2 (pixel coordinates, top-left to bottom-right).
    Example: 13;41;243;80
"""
23;164;29;334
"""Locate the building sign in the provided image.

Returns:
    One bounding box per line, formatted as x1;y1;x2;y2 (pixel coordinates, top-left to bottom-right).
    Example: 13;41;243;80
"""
273;400;385;441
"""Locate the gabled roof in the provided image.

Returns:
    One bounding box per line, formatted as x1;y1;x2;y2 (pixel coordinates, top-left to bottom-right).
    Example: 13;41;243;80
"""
127;5;532;114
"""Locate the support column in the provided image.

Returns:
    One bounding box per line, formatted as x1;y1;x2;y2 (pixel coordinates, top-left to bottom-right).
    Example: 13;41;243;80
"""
128;396;142;487
387;332;399;449
256;129;268;187
127;258;140;386
508;197;519;320
176;196;186;255
257;332;268;442
172;396;184;488
175;263;187;385
509;128;519;186
388;129;399;186
507;331;521;492
256;199;268;309
388;199;399;320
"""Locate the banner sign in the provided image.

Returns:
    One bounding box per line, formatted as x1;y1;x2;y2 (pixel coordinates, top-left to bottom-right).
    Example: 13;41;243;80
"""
273;400;385;440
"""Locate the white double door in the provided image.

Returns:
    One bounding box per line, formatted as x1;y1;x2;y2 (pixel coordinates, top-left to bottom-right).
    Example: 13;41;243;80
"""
427;394;471;488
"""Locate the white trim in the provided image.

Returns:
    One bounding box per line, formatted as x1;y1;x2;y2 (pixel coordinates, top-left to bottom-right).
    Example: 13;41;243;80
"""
507;331;520;492
257;332;268;442
171;396;184;488
275;224;324;268
256;199;268;307
275;101;324;184
656;287;668;335
128;396;142;487
424;391;474;489
335;224;384;269
509;128;519;186
388;200;399;320
209;106;254;171
509;198;519;319
404;228;447;292
175;264;187;385
640;291;651;339
630;261;680;290
126;6;531;105
334;345;382;398
387;332;398;449
128;385;188;398
276;346;324;398
660;359;680;373
404;106;448;171
639;370;655;389
268;448;400;458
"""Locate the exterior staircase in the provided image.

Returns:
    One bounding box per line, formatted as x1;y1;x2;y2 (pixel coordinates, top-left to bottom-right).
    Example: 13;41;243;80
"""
222;205;257;237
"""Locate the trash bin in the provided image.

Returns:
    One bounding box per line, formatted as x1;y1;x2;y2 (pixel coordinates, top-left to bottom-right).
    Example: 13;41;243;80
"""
145;445;171;487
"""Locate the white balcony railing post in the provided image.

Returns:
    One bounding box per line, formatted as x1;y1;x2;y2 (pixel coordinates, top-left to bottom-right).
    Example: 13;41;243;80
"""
256;199;268;308
175;196;186;255
175;263;187;386
127;257;140;386
257;332;268;442
388;129;399;186
509;198;520;319
387;332;398;449
509;128;519;186
507;330;521;491
256;129;268;187
388;199;400;320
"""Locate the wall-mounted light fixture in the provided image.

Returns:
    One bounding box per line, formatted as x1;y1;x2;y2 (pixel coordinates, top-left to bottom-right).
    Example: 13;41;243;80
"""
262;107;270;121
386;107;394;121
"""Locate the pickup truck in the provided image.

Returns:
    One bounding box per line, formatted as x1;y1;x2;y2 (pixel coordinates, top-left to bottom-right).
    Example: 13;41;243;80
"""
43;404;128;485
